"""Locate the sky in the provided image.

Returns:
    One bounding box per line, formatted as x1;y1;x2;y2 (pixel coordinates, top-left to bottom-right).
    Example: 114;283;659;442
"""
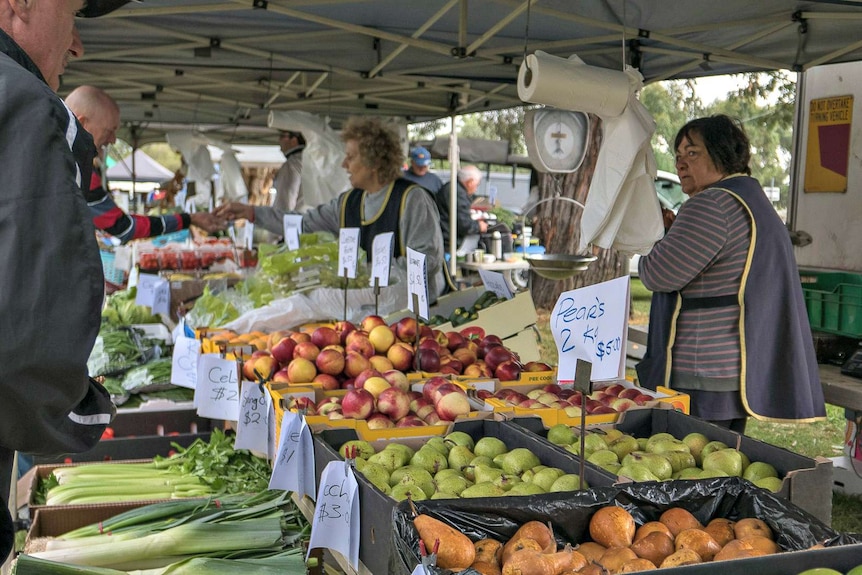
693;74;749;103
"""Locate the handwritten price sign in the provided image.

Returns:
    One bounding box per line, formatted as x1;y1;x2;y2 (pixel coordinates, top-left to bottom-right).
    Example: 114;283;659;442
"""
235;381;273;454
307;461;360;571
170;335;201;389
269;411;315;498
406;247;429;320
282;214;303;250
135;273;169;314
370;232;394;287
549;275;629;382
338;227;360;279
194;354;240;421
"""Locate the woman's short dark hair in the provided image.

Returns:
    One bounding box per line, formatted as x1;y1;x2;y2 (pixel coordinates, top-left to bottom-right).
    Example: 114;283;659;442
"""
674;115;751;176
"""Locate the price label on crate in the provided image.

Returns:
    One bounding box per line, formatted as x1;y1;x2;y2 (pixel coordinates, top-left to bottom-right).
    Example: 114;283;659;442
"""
406;247;429;320
194;354;240;421
283;214;303;251
135;273;169;314
235;381;273;454
170;335;201;389
478;268;513;300
370;232;394;287
550;275;629;383
307;460;360;571
269;411;315;498
338;227;360;279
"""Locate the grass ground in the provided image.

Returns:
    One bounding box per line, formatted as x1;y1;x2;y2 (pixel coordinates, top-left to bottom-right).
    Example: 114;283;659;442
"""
534;278;862;534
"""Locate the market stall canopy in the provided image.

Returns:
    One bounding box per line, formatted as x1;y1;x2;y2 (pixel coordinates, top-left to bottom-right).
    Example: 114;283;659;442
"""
65;0;862;145
106;149;175;182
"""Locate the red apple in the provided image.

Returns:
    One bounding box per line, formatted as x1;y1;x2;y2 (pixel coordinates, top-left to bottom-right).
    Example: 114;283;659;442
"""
362;376;392;399
315;348;345;376
543;384;563;395
341;388;375;419
494;359;522;382
610;397;638;412
346;335;375;359
317;398;343;416
435;390;471;421
242;350;270;380
395;317;418;343
289;331;311;344
368;354;394;373
633;393;654;406
439;356;463;375
416;348;440;372
272;368;291;384
287;396;317;415
314;373;341;391
409;397;436;420
365;413;395;429
421;377;449;403
445;331;466;351
270;337;298;365
601;384;626;397
590;405;618;415
618;387;643;400
484;346;514;372
343;351;371;379
432;382;464;405
354;368;383;390
524;361;553;372
452;347;477;367
310;326;339;349
475;389;493;400
368;325;396;354
395;415;427;427
423;411;442;425
340;377;355;390
293;341;321;362
360;314;387;333
387;342;414;372
252;355;280;381
382;369;410;391
558;389;576;400
327;408;345;420
333;320;356;345
376;387;411;420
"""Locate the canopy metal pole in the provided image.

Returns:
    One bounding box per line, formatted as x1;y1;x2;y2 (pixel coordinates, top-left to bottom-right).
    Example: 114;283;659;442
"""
448;115;459;277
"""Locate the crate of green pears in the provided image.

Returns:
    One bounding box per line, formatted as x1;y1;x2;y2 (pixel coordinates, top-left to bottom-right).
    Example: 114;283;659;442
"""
535;408;833;526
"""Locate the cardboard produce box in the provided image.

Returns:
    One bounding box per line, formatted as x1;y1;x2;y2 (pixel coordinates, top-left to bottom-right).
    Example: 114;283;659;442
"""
501;325;542;363
389;477;862;575
24;501;153;552
433;290;537;339
313;419;616;575
611;408;833;525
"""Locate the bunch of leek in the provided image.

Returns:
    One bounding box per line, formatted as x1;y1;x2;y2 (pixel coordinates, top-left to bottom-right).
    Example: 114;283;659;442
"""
18;491;311;573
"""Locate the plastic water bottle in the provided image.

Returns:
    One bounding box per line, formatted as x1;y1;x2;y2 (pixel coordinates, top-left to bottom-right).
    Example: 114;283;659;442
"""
491;230;503;260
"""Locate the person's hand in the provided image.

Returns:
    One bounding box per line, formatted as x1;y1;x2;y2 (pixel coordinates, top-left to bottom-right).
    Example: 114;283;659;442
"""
661;207;676;231
214;202;254;223
478;220;488;234
189;211;227;233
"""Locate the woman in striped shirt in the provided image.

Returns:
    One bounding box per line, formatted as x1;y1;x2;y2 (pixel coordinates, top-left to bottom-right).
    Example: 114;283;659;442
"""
637;115;825;432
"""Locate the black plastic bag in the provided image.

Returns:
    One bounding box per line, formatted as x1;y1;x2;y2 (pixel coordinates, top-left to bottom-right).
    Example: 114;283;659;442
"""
390;477;862;575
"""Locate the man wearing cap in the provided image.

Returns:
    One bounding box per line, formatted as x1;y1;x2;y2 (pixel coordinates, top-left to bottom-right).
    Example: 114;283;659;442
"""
0;0;132;560
402;146;443;194
274;130;306;212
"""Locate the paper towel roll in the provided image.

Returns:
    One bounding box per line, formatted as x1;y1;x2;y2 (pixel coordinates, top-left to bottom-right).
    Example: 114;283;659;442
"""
518;51;631;118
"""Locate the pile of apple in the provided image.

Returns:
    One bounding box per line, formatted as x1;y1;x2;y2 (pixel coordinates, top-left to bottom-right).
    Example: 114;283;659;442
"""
239;314;550;391
481;382;658;416
337;431;587;501
547;425;784;491
288;376;473;429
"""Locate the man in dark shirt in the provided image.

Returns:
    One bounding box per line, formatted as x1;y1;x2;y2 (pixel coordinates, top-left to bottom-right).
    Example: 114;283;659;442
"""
402;146;443;194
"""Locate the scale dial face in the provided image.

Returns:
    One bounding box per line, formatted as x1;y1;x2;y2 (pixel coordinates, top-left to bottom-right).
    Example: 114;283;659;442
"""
526;109;589;173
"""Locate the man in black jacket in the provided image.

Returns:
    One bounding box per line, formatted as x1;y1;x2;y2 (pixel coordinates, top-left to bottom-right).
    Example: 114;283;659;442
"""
0;0;132;561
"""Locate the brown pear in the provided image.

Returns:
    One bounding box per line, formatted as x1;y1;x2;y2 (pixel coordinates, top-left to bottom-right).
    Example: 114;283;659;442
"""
629;531;674;566
634;521;674;542
598;547;639;574
704;518;736;547
469;561;502;575
577;542;608;564
505;521;556;555
474;538;504;566
659;548;702;568
619;558;658;572
502;549;581;575
589;506;636;548
733;517;773;540
739;535;780;555
500;538;543;565
713;539;754;561
658;508;703;537
580;563;611;575
674;528;722;561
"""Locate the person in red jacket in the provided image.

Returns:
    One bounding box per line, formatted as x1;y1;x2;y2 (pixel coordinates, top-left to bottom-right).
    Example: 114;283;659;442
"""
64;85;224;243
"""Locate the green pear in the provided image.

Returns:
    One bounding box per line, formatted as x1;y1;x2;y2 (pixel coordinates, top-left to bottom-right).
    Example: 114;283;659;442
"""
664;450;697;474
390;466;433;488
460;482;505;498
384;442;415;460
607;435;640;461
646;439;690;455
645;432;677;451
547;424;577;445
530;467;566;491
681;432;710;464
622;452;673;480
444;431;475;450
434;468;462;482
583;433;610;455
500;448;541;475
845;564;862;575
506;482;547;496
474;436;508;459
676;467;703;480
795;570;843;575
410;446;449;474
430;491;459;499
470;455;496;468
358;462;391;489
698;468;731;478
425;436;450;455
367;449;405;472
599;462;621;475
701;440;729;459
702;449;744;477
493;473;522;491
339;440;375;460
753;476;784;492
390;483;427;501
618;463;661;482
598;428;624;445
564;443;581;456
473;465;505;484
353;456;367;471
437;475;472;495
743;461;779;482
550;473;588;492
447;445;475;471
587;449;620;468
637;437;649;450
379;444;413;467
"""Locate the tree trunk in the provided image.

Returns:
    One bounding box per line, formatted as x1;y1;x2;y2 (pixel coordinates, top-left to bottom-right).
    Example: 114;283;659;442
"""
530;115;629;310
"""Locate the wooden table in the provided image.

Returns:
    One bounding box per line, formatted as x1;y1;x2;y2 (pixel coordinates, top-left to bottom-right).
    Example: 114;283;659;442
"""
820;364;862;412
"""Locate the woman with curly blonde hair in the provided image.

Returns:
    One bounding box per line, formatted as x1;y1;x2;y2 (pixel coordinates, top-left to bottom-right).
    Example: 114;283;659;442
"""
217;116;445;297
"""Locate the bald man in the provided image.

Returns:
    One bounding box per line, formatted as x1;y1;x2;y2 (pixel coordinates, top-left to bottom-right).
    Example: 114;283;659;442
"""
65;85;224;243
